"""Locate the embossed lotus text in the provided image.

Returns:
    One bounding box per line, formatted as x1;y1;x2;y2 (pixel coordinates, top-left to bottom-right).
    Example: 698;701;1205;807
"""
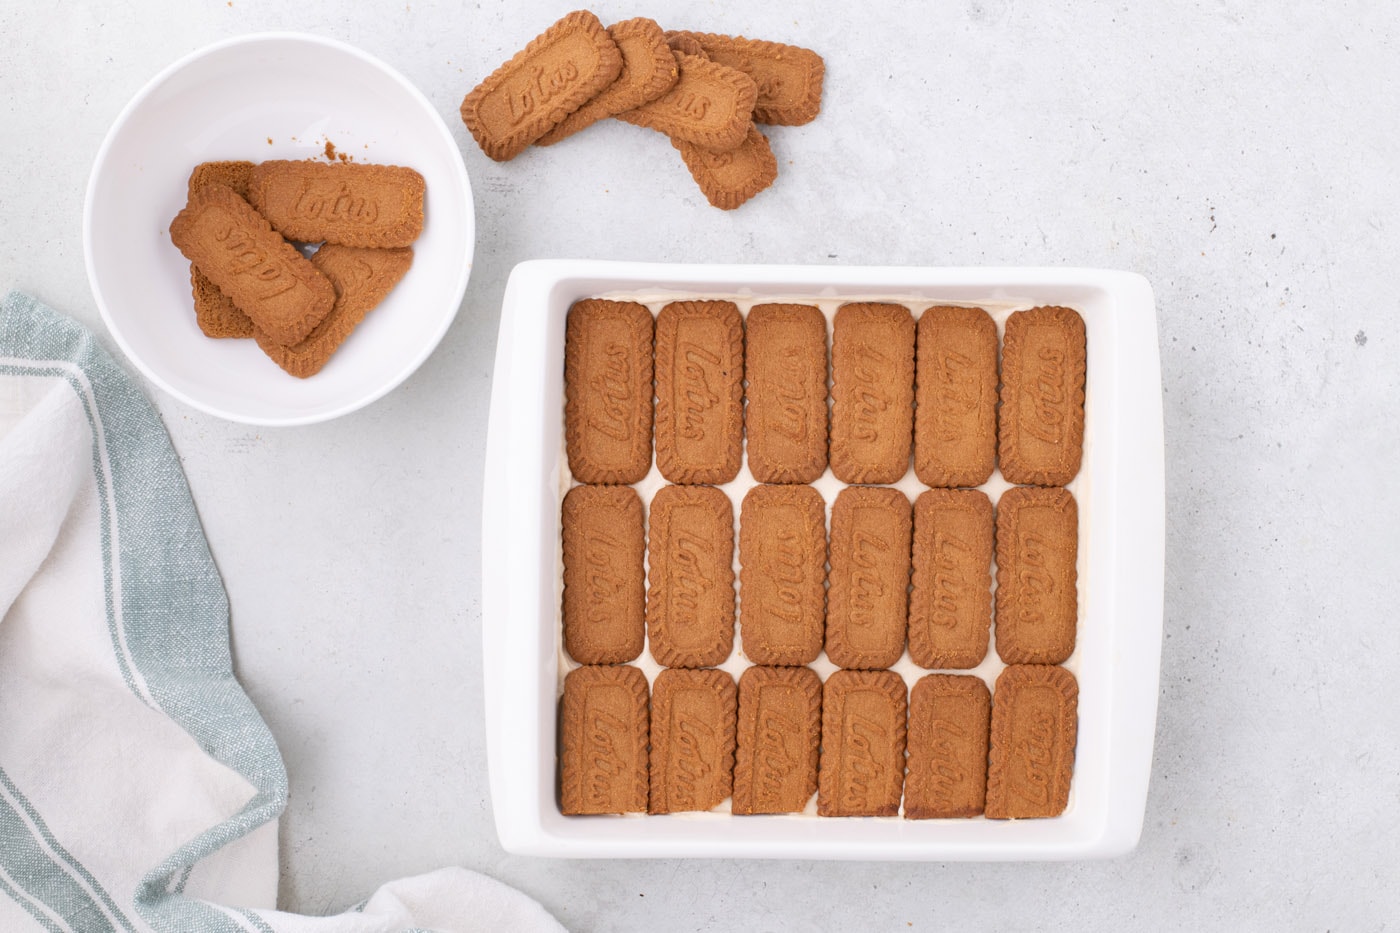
930;531;971;628
767;345;812;442
584;702;630;805
926;718;969;807
212;220;296;299
585;341;634;441
1012;704;1057;806
849;343;891;442
848;525;890;629
840;708;888;811
291;182;380;226
1024;343;1066;444
677;341;722;441
933;348;981;441
506;60;582;126
754;703;800;803
670;708;716;808
669;526;715;645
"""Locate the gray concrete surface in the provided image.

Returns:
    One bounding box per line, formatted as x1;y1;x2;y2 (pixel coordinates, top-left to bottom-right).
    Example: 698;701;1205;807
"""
2;0;1396;929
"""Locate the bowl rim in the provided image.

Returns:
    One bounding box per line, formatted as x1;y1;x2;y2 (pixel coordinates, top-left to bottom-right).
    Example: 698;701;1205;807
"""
82;31;474;426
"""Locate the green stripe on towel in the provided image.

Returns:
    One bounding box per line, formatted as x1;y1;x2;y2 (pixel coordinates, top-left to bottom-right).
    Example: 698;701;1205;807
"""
0;293;289;933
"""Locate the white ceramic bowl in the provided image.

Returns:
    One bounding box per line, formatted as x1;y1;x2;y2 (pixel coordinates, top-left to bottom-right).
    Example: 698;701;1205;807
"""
84;33;474;425
482;261;1164;860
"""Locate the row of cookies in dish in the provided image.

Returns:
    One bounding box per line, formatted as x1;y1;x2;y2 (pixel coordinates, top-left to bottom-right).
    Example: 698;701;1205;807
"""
565;297;1086;489
560;662;1077;819
563;481;1077;671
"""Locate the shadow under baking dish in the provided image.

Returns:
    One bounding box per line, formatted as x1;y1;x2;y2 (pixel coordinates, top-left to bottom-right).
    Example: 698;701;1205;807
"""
482;261;1164;860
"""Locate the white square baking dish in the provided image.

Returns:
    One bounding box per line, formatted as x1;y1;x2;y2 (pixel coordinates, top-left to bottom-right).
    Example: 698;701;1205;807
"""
481;260;1163;859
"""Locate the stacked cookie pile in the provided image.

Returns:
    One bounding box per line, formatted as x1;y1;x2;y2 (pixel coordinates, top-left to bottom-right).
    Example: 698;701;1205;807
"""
559;297;1086;819
460;11;824;209
168;160;424;377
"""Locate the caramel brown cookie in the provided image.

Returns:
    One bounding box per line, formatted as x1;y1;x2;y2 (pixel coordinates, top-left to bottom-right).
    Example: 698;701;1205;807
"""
904;674;991;819
985;664;1078;819
648;668;737;814
169;184;335;347
744;303;827;482
253;244;412;378
673;125;778;210
999;306;1086;486
560;664;650;815
995;486;1078;665
615;52;757;152
826;486;911;670
817;669;907;817
460;10;623;161
914;305;997;488
561;485;646;665
672;32;825;126
908;489;993;670
830;303;915;484
564;299;654;484
185;161;258;338
245;161;425;249
732;665;822;814
646;484;735;668
536;17;677;146
738;484;826;666
654;300;744;485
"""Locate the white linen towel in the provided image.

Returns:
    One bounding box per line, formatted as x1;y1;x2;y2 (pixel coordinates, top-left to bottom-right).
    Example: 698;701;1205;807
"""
0;291;563;933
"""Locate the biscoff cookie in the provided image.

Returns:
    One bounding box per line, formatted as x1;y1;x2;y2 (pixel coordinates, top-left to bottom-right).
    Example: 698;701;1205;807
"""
169;184;335;347
615;51;757;152
999;306;1086;486
564;299;655;484
561;485;646;665
671;32;825;126
536;18;677;146
914;306;998;488
461;10;623;161
817;669;908;817
738;484;826;666
646;484;735;668
246;161;425;249
744;304;827;481
908;489;993;670
654;300;744;485
560;664;650;815
648;668;738;814
830;303;915;485
825;486;912;671
673;126;779;210
995;486;1078;665
732;665;822;815
184;162;261;338
985;664;1078;819
904;674;991;819
253;244;413;378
